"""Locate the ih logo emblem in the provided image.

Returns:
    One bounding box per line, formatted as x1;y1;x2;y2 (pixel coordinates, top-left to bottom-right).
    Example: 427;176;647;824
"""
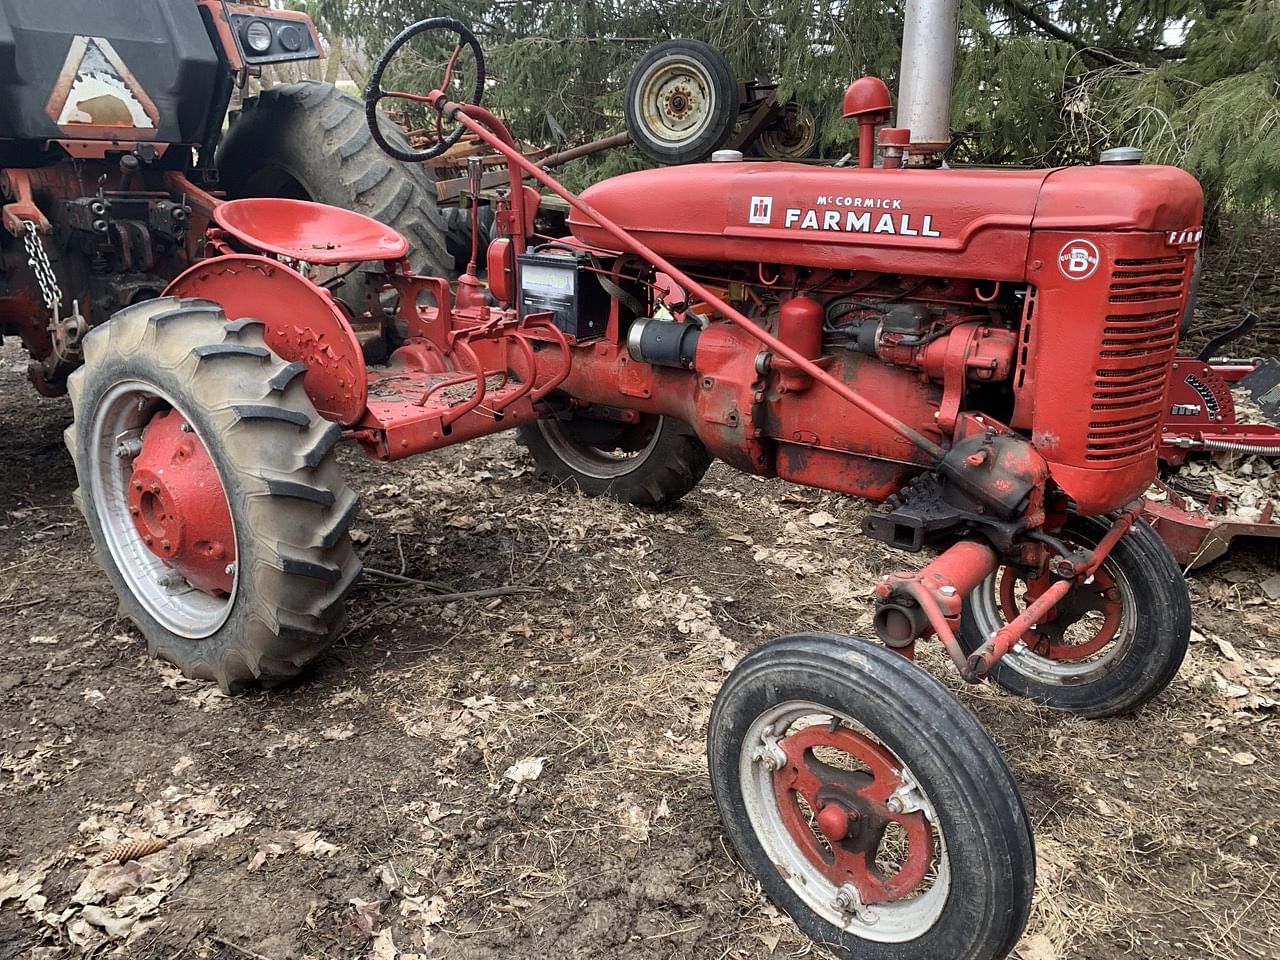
1057;239;1100;280
748;196;773;225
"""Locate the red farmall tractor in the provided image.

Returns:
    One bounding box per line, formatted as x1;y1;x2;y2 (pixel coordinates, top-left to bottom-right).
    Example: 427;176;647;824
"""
31;1;1209;956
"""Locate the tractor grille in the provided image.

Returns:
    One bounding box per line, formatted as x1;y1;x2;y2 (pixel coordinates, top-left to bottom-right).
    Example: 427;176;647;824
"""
1087;254;1187;462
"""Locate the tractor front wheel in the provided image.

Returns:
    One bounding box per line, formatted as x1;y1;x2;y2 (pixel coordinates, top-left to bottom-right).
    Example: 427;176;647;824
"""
709;634;1035;960
65;298;360;691
516;412;710;507
957;514;1190;718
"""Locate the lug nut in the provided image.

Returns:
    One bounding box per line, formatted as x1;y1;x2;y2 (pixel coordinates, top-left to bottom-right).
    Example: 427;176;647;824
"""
886;796;904;814
224;562;236;576
161;540;171;551
939;585;957;597
150;483;160;495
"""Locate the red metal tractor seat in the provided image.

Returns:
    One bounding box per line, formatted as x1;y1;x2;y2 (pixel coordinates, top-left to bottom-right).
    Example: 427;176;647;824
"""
213;198;409;264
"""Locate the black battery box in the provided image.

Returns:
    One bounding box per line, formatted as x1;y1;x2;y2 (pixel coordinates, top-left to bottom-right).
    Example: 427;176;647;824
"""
517;251;610;341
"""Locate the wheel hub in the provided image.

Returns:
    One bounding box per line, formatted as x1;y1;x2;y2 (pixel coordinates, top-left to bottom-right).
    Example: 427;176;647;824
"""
998;565;1122;660
772;725;934;905
126;409;235;595
664;85;696;120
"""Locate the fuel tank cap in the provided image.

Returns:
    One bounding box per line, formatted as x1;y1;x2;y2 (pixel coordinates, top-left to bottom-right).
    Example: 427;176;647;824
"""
1099;146;1143;164
711;149;744;162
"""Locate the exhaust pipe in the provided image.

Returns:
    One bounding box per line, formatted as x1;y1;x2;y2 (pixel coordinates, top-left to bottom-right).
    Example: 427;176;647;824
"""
896;0;961;160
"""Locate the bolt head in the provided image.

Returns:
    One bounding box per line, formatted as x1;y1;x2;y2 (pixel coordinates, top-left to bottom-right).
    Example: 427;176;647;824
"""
886;796;904;814
939;585;957;597
150;483;161;495
224;563;236;576
161;540;171;551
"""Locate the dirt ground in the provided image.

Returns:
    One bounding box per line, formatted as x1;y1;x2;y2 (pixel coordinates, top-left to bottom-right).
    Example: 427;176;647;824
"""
1;231;1278;960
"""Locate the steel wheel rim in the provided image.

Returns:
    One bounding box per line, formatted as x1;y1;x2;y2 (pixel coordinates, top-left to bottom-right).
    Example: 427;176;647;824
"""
535;415;662;480
89;381;239;639
757;104;819;159
739;700;951;943
968;541;1136;684
634;55;718;144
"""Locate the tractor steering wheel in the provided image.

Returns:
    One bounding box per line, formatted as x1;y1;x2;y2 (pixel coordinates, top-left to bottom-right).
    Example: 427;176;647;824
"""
364;18;486;163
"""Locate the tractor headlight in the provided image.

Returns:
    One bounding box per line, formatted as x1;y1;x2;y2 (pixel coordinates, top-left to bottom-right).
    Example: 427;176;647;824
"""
242;19;273;54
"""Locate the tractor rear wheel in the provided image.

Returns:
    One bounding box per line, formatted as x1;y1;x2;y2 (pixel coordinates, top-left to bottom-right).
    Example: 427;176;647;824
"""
709;633;1034;960
216;81;452;278
749;102;822;160
516;412;711;507
956;514;1190;718
65;298;360;691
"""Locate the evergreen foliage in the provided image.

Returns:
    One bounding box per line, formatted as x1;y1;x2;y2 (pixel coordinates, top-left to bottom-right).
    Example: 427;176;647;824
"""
307;0;1279;211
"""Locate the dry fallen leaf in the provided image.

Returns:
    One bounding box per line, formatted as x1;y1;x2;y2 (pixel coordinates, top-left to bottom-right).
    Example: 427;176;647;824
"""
504;756;546;784
1231;752;1258;766
321;723;355;742
1018;933;1058;960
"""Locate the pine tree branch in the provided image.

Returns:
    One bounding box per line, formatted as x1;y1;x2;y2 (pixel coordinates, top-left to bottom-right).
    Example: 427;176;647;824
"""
997;0;1128;66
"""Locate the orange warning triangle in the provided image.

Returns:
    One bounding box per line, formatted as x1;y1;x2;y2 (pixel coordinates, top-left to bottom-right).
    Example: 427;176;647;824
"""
46;35;160;132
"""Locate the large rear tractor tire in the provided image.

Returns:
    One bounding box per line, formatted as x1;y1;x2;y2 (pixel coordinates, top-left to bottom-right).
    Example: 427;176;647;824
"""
216;80;452;278
709;634;1034;960
956;514;1190;719
516;412;711;507
65;298;360;691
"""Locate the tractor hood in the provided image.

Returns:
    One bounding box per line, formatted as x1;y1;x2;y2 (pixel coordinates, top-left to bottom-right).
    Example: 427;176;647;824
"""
569;162;1203;282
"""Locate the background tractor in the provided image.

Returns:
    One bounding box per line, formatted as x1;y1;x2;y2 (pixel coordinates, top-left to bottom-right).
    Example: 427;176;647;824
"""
0;0;451;398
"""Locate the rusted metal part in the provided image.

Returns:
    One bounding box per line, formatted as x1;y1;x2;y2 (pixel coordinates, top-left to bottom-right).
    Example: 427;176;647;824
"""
874;540;1001;672
1144;482;1280;568
439;94;949;463
353;307;572;462
164;254;369;425
0;169;50;236
128;409;235;595
996;564;1121;660
962;499;1144;679
772;724;932;906
434;132;633;205
1160;358;1280;464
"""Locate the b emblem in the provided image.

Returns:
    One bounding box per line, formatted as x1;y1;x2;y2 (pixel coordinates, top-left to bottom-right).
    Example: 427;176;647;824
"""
1057;239;1100;280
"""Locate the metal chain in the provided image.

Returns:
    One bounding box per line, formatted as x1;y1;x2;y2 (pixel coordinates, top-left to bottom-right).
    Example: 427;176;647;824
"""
21;219;62;321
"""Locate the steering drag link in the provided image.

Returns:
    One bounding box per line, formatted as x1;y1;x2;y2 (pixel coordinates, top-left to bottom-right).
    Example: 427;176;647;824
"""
872;500;1145;682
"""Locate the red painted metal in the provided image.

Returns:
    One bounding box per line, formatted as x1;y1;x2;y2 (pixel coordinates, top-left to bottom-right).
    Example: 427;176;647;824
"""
128;409;235;595
1144;482;1280;568
963;500;1144;677
874;540;1001;671
773;724;932;904
440;95;949;461
996;563;1120;660
213;198;409;264
164;255;369;426
842;77;892;169
1159;358;1280;465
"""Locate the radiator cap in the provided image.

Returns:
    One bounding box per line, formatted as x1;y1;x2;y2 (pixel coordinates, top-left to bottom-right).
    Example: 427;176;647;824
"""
1100;146;1143;164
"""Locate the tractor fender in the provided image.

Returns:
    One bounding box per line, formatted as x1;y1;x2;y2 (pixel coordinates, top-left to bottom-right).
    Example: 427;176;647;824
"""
164;255;368;426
